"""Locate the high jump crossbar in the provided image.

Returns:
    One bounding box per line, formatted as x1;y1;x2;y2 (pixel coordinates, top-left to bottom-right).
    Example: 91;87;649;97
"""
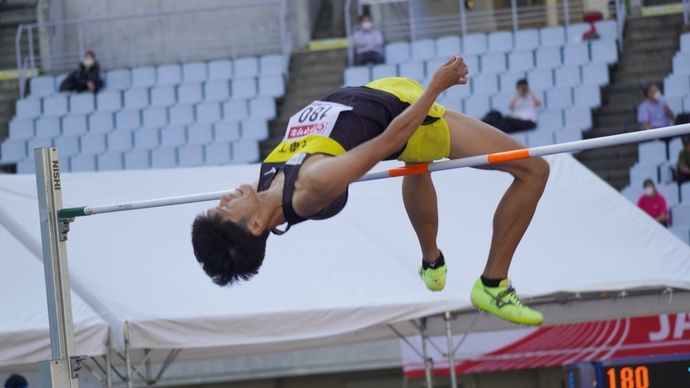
58;123;690;219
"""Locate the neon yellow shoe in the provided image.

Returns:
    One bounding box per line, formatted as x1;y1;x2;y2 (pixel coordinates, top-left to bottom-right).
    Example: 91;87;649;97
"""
418;262;447;291
469;278;543;326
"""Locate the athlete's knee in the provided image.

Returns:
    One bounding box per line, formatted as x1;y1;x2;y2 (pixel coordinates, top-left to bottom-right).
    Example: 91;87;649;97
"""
526;157;549;188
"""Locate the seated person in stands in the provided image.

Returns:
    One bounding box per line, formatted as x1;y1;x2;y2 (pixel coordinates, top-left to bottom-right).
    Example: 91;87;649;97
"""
502;79;541;133
352;14;384;66
637;179;668;227
59;51;103;94
637;83;674;131
676;135;690;184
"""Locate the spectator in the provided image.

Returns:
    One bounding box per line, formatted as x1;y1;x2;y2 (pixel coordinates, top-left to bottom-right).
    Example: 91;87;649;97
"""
59;51;103;94
676;135;690;184
4;374;28;388
637;83;674;131
352;14;384;66
637;179;668;227
504;79;541;133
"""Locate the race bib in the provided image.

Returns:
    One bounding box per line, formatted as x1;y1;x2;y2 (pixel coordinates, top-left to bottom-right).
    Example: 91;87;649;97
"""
284;101;353;141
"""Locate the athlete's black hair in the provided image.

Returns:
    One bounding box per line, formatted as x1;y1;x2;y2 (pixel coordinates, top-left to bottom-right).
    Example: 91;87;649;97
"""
191;212;269;286
516;79;528;88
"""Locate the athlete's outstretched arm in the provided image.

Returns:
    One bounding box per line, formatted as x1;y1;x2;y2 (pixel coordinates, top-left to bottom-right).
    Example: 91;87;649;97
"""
297;56;469;208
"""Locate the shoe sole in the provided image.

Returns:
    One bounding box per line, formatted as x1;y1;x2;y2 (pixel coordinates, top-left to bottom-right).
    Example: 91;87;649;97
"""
471;303;544;327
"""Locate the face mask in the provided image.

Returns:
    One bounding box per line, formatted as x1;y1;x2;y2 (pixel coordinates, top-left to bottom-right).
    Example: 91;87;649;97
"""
653;91;662;100
361;21;373;31
83;58;94;67
644;187;654;196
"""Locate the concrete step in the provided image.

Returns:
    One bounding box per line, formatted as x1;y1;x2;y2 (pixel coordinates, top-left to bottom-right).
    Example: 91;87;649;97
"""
624;13;684;31
615;60;672;75
0;7;36;26
289;71;345;88
602;80;663;105
622;36;679;51
291;48;348;64
619;47;678;63
613;69;672;84
583;124;639;139
624;27;683;41
578;156;638;171
576;143;638;160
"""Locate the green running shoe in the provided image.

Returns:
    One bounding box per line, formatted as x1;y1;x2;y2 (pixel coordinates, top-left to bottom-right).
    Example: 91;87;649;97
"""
469;278;543;326
418;262;447;291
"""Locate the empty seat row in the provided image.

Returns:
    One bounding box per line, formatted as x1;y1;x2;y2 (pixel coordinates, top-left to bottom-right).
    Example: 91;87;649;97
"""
27;54;286;98
508;127;583;148
664;74;690;98
16;78;284;119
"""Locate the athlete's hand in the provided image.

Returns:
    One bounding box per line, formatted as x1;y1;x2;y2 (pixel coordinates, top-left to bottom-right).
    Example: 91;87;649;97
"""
428;55;469;93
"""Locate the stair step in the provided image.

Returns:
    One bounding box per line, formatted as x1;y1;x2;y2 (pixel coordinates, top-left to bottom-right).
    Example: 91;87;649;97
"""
291;48;348;64
622;36;679;51
583;124;640;138
0;7;37;26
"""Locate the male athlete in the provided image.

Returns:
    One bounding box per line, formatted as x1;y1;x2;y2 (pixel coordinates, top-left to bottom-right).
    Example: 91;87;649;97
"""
191;56;549;326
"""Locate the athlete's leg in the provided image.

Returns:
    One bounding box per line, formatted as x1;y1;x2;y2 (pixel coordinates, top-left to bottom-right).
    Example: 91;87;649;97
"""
444;110;549;279
402;169;441;263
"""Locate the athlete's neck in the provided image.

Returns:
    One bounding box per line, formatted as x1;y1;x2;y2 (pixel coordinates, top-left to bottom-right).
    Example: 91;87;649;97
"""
256;171;287;230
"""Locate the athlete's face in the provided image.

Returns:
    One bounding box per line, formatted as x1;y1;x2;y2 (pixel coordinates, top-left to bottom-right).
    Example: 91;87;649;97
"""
209;184;261;232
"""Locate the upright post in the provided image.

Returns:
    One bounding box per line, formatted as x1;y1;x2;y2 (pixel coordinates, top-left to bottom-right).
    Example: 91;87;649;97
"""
28;28;36;71
408;0;416;41
445;312;457;388
420;318;433;388
459;0;467;36
562;0;570;25
77;24;85;60
35;147;84;388
510;0;518;31
345;0;354;67
125;322;133;388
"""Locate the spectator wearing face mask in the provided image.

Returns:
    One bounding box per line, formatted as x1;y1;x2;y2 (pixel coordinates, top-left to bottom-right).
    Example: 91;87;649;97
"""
638;83;674;131
504;79;541;132
637;179;668;227
59;51;104;94
352;14;384;66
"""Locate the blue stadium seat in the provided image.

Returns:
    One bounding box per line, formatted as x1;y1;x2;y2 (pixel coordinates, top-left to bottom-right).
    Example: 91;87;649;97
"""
372;64;397;80
590;40;618;64
536;109;563;131
563;43;590;66
107;131;134;152
680;33;690;53
657;183;680;208
0;139;27;162
566;23;591;43
573;84;602;108
555;65;581;88
54;135;80;157
463;95;490;119
160;126;187;147
514;29;539;50
96;91;123;112
344;67;371;86
638;141;667;165
546;88;573;109
681;183;690;204
182;62;208;83
30;76;56;98
132;67;157;88
234;57;259;78
187;123;214;145
472;74;499;96
435;35;461;58
527;68;554;90
150;86;177;107
555;128;583;144
411;39;436;61
134;128;160;150
424;58;446;77
205;142;233;165
462;55;479;74
151;147;178;168
241;118;269;140
35;116;61;137
480;52;507;74
43;95;69;117
508;50;534;72
564;106;592;130
80;132;107;154
249;98;276;120
124;149;151;169
445;81;471;98
539;25;565;48
54;74;69;92
231;77;257;99
70;154;97;172
97;153;124;171
105;69;131;91
177;83;203;105
69;93;95;114
508;131;528;145
204;80;231;101
666;97;683;115
535;47;562;69
196;101;222;123
61;114;88;136
9;118;34;139
28;136;53;152
208;59;233;80
258;75;285;97
669;137;683;162
16;98;42;118
157;64;182;85
684;96;690;112
116;109;142;131
385;42;410;64
673;52;690;75
490;92;514;115
499;71;526;93
487;31;513;53
438;96;463;113
260;54;285;75
527;131;554;147
223;99;249;121
169;104;195;126
88;112;115;133
142;106;168;129
594;20;618;41
398;61;425;81
664;75;690;98
178;144;205;167
581;62;609;86
232;139;260;163
214;121;241;142
124;89;150;110
462;33;487;55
